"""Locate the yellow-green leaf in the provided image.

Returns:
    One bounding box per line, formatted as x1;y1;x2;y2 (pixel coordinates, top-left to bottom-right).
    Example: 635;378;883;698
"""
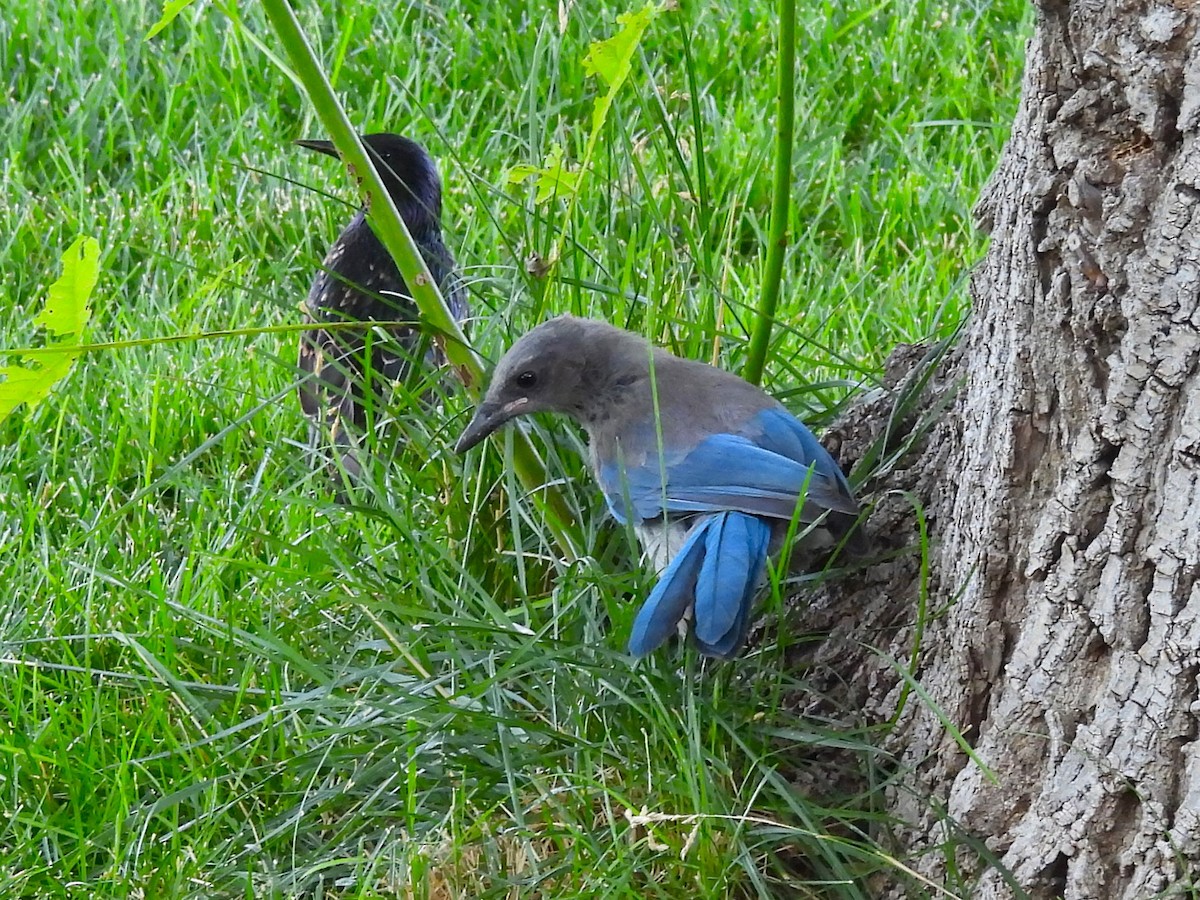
0;236;100;421
518;3;662;262
507;164;542;185
509;145;582;206
146;0;200;40
583;4;660;134
34;236;99;339
582;4;659;86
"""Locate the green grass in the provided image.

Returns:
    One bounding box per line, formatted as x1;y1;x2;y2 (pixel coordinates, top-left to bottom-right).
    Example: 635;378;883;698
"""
1;0;1030;896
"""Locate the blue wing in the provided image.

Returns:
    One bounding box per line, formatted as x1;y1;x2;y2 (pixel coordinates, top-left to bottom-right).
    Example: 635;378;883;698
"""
600;408;857;526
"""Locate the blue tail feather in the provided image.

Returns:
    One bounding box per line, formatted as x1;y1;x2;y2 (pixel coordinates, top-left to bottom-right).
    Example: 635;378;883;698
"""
693;513;771;654
627;518;710;656
694;596;752;658
627;512;772;659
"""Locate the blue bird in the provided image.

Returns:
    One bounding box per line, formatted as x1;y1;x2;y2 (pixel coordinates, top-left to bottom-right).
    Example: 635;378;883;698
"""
455;316;861;658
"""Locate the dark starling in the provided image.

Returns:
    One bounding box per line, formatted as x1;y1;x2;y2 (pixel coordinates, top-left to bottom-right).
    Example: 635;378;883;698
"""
296;132;468;482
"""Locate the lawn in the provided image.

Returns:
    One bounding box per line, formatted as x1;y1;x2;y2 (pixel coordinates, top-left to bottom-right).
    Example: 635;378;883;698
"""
0;1;1030;896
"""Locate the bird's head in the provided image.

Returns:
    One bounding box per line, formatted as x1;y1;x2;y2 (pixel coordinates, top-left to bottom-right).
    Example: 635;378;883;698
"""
455;316;642;453
296;132;442;222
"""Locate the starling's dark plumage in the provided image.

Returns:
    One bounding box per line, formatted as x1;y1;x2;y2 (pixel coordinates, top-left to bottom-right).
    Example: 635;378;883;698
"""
297;132;467;481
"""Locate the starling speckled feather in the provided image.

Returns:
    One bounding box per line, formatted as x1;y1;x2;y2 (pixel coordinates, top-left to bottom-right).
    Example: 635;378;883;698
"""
297;132;468;482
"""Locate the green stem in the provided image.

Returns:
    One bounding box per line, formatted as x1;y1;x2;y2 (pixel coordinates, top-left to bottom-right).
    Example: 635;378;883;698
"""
742;0;795;387
260;0;579;559
260;0;475;377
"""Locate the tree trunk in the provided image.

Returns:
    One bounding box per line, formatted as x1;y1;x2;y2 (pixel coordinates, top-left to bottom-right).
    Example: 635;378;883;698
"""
803;2;1200;896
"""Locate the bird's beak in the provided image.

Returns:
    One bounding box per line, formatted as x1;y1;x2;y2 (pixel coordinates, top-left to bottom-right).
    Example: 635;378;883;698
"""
295;138;340;159
454;398;529;453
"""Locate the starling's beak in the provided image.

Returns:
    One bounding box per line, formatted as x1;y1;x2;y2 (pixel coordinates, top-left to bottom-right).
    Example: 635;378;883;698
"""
295;138;340;159
454;398;529;453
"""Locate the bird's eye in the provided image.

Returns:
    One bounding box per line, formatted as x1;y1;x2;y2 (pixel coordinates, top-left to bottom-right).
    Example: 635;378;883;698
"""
516;370;538;389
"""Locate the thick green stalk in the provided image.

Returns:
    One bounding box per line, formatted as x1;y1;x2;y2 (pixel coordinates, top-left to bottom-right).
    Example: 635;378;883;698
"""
742;0;796;387
260;0;579;558
260;0;473;376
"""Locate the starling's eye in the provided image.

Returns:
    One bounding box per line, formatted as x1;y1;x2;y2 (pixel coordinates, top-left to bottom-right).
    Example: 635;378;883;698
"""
516;370;538;389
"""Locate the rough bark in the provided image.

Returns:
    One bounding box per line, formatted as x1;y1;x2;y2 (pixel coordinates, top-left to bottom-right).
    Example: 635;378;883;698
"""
799;3;1200;897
